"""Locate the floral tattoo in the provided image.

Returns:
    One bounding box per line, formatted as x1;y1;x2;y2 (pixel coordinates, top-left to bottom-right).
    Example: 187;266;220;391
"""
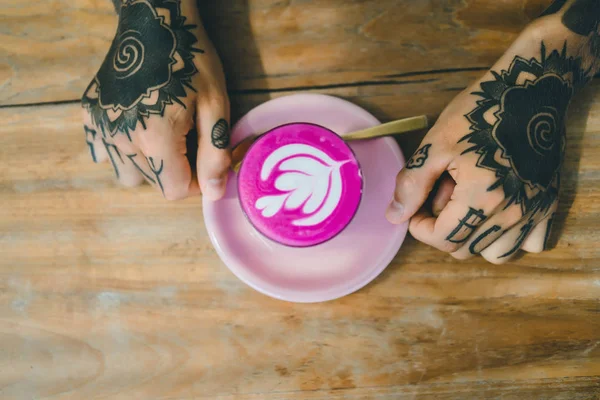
81;0;203;140
458;42;591;220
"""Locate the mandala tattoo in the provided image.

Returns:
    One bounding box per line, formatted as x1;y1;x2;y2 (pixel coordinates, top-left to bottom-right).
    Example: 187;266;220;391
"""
459;42;591;221
211;119;230;149
406;144;431;169
82;0;203;140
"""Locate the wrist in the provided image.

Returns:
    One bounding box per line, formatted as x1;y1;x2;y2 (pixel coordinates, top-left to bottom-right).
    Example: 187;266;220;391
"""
114;0;199;17
529;1;600;72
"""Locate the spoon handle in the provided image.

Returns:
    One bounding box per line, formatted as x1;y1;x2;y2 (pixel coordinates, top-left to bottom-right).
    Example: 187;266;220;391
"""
343;115;428;141
232;115;428;173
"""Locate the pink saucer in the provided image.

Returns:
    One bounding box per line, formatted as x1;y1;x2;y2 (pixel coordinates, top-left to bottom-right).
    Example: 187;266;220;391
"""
203;94;408;303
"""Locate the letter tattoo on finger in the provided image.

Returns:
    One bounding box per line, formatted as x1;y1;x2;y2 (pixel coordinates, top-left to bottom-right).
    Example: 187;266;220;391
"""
446;207;487;244
147;157;165;195
102;138;124;178
469;225;502;255
500;219;535;258
84;125;98;163
127;153;165;195
543;213;556;250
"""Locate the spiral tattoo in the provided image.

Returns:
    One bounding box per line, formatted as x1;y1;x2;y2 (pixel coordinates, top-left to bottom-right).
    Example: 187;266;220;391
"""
113;31;145;79
81;0;203;140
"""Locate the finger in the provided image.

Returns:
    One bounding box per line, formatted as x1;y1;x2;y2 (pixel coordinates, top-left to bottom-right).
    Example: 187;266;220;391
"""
409;171;509;254
82;110;108;163
481;215;541;264
522;203;558;253
409;200;490;253
386;141;451;224
432;173;456;217
105;135;145;187
450;202;523;260
197;93;232;201
132;112;199;200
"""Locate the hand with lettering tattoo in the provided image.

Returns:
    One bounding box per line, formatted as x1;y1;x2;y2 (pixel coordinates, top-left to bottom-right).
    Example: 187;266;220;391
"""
81;0;231;200
387;0;599;263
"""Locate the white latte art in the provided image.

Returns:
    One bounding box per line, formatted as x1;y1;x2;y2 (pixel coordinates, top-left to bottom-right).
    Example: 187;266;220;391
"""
255;144;344;227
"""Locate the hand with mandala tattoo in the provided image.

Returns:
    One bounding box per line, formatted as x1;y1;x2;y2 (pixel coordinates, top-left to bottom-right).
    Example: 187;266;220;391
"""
386;0;599;263
82;0;231;200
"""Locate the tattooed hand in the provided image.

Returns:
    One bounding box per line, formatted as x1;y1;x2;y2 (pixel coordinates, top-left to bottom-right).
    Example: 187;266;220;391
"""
386;0;599;263
82;0;231;200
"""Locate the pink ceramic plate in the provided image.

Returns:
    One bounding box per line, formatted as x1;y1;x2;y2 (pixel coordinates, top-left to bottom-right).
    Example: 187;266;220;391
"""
203;93;408;303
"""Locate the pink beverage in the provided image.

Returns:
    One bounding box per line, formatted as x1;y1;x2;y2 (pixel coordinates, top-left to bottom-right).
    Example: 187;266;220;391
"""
238;123;363;247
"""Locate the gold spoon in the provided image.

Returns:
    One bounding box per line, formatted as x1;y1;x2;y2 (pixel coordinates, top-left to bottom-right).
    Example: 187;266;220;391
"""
231;115;428;173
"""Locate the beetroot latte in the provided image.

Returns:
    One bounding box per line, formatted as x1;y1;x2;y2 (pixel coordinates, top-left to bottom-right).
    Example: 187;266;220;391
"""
238;123;363;247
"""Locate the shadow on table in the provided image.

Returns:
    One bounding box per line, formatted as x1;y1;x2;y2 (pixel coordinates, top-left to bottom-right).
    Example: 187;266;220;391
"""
546;82;598;250
188;0;269;168
198;0;270;122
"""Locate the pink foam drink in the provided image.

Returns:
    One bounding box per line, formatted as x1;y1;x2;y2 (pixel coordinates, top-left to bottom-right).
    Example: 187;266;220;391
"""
238;123;363;247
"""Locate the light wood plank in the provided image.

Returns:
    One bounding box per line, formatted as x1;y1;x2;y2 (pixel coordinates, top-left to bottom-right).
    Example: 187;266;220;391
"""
0;0;550;106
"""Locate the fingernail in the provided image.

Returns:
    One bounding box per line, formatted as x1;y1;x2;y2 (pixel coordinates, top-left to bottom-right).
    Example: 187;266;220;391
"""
386;200;405;223
203;178;225;201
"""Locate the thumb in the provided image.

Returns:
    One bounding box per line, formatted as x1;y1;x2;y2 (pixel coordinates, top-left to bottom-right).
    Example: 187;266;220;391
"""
197;94;232;201
386;142;449;224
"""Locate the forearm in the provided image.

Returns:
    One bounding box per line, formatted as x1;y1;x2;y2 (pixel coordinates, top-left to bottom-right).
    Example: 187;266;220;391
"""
110;0;200;16
540;0;600;73
111;0;121;13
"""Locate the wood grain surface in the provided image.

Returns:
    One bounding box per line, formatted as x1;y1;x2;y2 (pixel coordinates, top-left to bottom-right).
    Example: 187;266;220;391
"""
1;0;600;399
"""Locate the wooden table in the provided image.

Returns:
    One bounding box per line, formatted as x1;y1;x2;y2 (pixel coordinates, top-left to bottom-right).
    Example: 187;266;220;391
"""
1;1;600;398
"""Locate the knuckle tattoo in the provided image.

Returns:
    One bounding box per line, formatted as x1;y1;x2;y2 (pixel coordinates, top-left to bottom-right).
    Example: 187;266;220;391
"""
469;225;502;255
445;207;487;244
84;125;98;163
